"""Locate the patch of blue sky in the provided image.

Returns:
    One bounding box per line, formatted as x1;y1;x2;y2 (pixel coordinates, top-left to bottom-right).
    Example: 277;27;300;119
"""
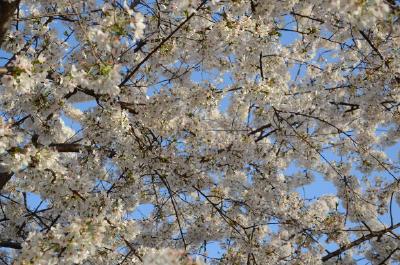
129;203;155;220
26;192;49;212
0;50;12;65
325;145;400;226
72;99;98;111
288;165;338;201
201;241;224;261
279;18;300;47
61;111;81;131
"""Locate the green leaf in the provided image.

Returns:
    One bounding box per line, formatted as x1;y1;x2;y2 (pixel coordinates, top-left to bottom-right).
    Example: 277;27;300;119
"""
99;64;113;76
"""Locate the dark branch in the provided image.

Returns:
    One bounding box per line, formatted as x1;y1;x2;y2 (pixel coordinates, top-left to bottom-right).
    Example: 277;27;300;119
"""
0;172;13;192
322;223;400;262
359;30;386;64
0;0;20;45
0;241;22;249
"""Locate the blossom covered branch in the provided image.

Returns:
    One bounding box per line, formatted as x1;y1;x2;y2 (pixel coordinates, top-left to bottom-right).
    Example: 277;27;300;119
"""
0;0;399;264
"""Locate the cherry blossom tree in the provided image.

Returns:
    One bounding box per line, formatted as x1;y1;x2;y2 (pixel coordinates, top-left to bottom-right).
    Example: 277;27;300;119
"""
0;0;399;264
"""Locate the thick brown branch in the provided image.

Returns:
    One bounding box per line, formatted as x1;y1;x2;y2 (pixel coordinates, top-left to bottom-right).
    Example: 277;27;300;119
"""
49;143;85;153
0;172;13;192
0;240;22;249
322;223;400;262
0;0;20;45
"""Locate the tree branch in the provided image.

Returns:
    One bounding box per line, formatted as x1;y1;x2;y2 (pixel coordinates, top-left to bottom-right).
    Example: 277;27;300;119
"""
0;143;86;191
48;143;85;153
322;223;400;262
0;240;22;249
119;0;208;87
359;30;386;65
0;172;13;192
0;0;20;45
